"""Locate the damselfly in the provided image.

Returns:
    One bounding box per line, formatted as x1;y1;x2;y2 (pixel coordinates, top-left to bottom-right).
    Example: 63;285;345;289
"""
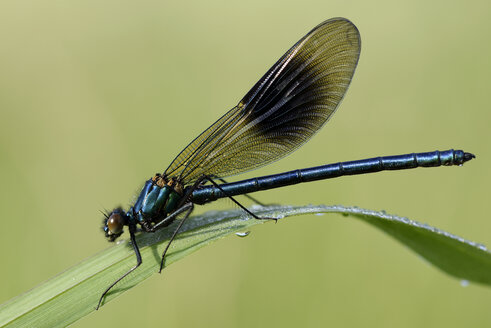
99;17;474;309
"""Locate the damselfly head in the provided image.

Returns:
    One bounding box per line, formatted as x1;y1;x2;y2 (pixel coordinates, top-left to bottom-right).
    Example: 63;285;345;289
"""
102;208;128;242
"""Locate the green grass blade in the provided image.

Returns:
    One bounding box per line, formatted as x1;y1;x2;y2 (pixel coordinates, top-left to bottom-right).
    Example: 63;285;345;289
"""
0;205;489;327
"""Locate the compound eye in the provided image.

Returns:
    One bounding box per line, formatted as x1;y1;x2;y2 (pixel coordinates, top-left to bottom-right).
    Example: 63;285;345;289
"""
107;212;125;235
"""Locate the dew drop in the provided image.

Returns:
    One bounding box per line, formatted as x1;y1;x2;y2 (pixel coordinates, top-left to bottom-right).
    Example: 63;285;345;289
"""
460;280;470;287
477;244;488;251
236;231;251;238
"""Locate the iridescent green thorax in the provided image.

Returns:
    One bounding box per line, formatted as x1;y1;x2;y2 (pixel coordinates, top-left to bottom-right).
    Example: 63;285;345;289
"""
134;174;184;224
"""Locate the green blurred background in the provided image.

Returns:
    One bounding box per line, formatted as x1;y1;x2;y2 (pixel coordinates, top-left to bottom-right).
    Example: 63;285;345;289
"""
0;0;490;327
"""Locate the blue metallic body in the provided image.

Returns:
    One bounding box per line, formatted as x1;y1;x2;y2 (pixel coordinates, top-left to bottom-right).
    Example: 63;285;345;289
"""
191;150;472;204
